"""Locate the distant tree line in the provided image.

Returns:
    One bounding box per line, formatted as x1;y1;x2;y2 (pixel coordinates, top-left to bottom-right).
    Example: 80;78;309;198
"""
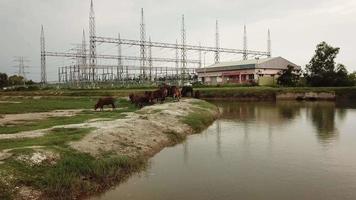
0;73;35;88
277;41;356;87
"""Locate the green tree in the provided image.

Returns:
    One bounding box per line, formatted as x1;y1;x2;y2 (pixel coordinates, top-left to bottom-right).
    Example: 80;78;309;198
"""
8;75;25;86
277;65;301;87
348;71;356;86
334;64;353;86
0;73;8;87
305;42;353;86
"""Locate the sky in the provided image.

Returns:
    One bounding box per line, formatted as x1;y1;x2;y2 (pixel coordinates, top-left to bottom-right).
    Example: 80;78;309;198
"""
0;0;356;82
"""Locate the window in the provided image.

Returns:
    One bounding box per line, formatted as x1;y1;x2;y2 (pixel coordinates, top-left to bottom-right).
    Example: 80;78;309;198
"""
248;74;254;80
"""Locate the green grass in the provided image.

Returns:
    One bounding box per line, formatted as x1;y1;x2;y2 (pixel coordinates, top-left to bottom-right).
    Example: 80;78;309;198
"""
0;128;92;150
182;101;218;132
0;88;153;98
0;97;95;114
164;131;186;144
0;96;145;199
0;99;137;134
1;149;145;200
0;97;218;199
0;127;146;199
196;86;356;100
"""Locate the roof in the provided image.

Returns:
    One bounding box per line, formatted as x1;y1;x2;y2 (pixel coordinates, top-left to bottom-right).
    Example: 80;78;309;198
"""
206;57;275;68
196;57;300;73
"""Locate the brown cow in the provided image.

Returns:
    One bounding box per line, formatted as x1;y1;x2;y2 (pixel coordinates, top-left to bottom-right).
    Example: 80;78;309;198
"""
95;97;116;111
129;93;151;108
144;91;154;103
152;87;168;103
171;86;181;101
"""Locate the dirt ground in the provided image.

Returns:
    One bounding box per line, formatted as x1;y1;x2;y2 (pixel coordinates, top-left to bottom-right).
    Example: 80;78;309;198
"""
0;109;83;126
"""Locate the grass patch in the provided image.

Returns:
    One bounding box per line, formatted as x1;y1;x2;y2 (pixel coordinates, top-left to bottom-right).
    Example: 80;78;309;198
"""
196;86;356;100
0;128;92;151
0;99;137;134
182;101;218;132
0;126;146;199
2;149;146;199
164;131;186;144
0;97;95;114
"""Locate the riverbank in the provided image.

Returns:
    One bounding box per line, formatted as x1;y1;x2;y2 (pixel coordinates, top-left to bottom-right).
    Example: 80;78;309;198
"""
0;98;219;200
197;87;356;101
2;87;356;100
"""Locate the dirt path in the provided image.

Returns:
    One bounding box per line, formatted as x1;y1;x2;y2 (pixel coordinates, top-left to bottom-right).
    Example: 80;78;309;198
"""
0;109;83;125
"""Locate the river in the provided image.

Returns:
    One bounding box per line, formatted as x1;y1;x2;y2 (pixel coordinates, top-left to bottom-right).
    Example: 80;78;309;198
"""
92;100;356;200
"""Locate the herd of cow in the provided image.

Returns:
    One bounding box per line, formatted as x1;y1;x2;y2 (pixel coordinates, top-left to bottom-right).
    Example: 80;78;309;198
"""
129;84;199;108
94;84;200;111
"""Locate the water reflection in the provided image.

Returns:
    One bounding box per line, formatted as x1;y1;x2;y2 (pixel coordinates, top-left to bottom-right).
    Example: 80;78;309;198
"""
216;121;222;158
212;100;346;144
93;100;356;200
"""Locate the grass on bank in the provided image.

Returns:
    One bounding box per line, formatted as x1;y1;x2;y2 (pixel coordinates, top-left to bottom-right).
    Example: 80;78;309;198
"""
0;99;218;199
0;99;137;134
197;86;356;99
0;97;95;114
0;127;146;200
182;100;218;132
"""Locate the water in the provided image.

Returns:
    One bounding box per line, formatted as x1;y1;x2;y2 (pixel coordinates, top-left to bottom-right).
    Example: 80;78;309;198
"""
93;101;356;200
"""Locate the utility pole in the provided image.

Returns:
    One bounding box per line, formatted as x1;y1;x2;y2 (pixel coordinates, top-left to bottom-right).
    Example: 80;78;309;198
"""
181;15;187;80
215;20;220;64
199;42;202;68
267;29;272;58
81;29;87;76
148;36;153;81
40;25;47;83
140;8;146;79
118;33;122;81
175;39;179;76
89;0;97;81
14;56;29;80
243;25;248;60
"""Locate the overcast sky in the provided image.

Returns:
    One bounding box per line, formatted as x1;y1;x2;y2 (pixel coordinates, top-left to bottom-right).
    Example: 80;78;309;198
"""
0;0;355;82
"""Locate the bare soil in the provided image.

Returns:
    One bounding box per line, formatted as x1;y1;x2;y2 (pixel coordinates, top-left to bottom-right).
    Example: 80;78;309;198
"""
0;109;83;126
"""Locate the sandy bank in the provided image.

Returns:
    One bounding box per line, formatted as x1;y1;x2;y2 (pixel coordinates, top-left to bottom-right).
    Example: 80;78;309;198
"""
69;98;220;158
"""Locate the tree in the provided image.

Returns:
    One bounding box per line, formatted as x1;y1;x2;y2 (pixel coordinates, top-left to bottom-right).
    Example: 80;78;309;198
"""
277;65;301;87
8;75;25;86
304;42;353;86
0;73;8;88
334;64;353;86
348;71;356;86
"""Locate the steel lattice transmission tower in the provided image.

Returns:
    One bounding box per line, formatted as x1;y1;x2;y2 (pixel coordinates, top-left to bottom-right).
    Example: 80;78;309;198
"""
81;29;87;66
40;25;47;83
140;8;146;79
243;25;248;60
148;36;153;80
14;56;29;79
89;0;97;81
181;15;187;79
199;42;202;68
118;33;123;80
175;39;179;75
215;20;220;64
267;29;272;58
